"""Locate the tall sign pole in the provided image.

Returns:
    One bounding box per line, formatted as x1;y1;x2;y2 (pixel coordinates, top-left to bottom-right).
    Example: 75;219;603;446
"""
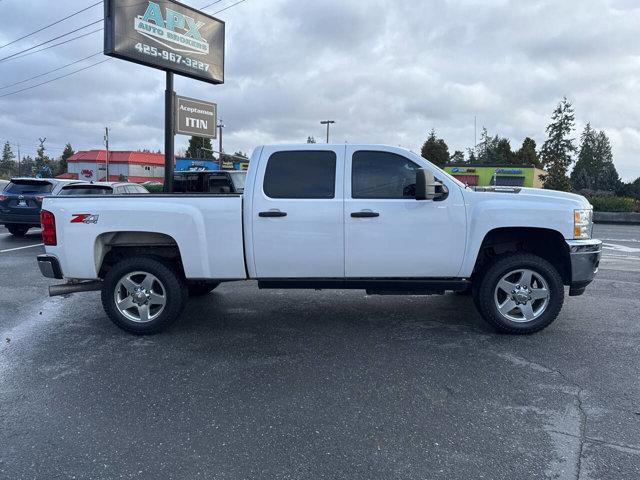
104;127;110;181
104;0;225;192
164;71;175;192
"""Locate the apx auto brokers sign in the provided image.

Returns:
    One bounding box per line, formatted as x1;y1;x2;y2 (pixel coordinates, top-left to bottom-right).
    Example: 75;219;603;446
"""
104;0;225;84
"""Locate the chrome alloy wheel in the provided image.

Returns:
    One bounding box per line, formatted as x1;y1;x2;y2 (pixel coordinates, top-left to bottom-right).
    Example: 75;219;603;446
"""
113;271;166;323
493;268;550;323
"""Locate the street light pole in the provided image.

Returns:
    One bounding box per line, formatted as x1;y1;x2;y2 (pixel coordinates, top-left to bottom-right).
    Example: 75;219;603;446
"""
320;120;335;143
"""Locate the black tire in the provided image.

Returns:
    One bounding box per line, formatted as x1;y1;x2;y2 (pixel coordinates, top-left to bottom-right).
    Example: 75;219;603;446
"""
7;224;29;237
101;256;188;335
473;253;564;334
187;281;220;297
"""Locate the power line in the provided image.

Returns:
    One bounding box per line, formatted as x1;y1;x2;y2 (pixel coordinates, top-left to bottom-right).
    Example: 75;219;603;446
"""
0;58;111;98
209;0;248;15
0;1;102;50
0;19;103;63
200;0;225;9
5;28;103;63
0;52;102;90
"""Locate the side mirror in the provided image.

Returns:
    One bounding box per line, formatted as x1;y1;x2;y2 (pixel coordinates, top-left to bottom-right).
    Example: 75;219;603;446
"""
415;169;437;200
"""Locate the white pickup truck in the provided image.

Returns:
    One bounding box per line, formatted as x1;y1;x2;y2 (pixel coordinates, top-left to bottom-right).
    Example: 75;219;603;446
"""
37;144;601;335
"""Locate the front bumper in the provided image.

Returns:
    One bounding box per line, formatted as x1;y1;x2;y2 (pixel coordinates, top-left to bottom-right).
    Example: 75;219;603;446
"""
37;254;63;280
566;239;602;296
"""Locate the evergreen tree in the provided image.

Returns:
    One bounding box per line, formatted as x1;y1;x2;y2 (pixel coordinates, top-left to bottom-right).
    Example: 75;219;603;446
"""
571;126;620;192
56;143;74;176
20;155;35;176
570;124;597;190
476;128;514;165
35;138;53;178
185;136;214;159
515;137;541;167
449;150;465;164
1;141;15;177
420;129;450;168
594;131;620;191
540;97;576;191
495;138;515;165
466;148;477;164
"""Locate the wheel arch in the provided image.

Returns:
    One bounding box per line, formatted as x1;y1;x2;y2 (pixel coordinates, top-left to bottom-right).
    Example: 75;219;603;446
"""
473;227;571;285
95;231;185;279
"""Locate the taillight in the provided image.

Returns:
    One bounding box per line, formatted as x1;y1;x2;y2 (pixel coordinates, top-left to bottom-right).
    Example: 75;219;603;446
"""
40;209;57;246
0;195;6;201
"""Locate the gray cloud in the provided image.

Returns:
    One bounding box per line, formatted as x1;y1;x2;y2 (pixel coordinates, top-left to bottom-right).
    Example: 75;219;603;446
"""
0;0;639;180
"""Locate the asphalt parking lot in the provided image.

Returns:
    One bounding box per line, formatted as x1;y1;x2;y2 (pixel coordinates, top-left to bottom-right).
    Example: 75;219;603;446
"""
1;224;639;479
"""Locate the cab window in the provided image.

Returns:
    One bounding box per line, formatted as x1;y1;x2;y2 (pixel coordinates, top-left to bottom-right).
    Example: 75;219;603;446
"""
351;151;420;199
263;151;336;199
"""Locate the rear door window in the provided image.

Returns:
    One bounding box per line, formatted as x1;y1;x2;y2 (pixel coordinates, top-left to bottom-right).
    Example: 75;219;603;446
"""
263;151;336;199
6;181;54;194
59;187;112;195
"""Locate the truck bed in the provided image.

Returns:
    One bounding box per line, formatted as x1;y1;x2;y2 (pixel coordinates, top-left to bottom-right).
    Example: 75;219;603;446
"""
43;194;247;280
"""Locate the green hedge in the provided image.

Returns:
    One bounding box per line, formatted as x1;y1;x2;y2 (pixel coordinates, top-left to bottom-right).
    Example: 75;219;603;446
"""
589;196;637;212
144;184;164;193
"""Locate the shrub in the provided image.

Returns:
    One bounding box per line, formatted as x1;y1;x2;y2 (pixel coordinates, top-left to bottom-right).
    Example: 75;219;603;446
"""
588;196;637;212
144;184;164;193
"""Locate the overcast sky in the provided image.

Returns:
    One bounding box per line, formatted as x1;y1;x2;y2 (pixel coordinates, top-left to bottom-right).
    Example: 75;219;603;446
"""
0;0;639;180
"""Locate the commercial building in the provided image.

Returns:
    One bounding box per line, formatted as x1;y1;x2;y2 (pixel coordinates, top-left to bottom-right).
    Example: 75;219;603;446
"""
66;150;167;182
175;157;250;172
444;165;546;188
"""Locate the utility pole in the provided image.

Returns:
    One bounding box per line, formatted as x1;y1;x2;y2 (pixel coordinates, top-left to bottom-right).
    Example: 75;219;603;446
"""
104;127;110;181
217;120;225;170
320;120;335;143
474;115;477;157
17;143;21;176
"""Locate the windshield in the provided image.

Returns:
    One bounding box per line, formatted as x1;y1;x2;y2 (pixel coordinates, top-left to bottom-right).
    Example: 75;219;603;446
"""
6;180;54;194
228;171;246;191
59;186;112;195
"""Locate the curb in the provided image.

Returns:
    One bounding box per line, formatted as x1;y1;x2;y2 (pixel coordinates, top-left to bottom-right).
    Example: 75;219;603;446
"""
594;212;640;225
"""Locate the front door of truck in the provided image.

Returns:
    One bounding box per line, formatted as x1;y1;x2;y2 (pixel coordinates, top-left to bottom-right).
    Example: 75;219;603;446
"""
344;147;467;278
251;146;345;278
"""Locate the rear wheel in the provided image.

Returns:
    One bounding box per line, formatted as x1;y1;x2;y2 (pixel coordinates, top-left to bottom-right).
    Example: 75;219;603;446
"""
473;253;564;334
187;281;220;297
6;224;29;237
101;256;187;334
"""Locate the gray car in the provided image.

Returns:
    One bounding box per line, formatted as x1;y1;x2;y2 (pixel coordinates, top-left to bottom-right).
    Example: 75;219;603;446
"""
58;181;150;196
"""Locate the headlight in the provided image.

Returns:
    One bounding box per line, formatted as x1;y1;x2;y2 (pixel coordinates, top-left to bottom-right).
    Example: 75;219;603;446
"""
574;209;593;239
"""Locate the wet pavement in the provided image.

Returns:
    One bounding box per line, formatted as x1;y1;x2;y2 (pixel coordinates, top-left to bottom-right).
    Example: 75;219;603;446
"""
0;224;639;479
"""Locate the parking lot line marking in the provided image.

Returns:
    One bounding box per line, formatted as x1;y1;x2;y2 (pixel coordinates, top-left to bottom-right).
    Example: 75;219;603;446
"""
0;243;44;253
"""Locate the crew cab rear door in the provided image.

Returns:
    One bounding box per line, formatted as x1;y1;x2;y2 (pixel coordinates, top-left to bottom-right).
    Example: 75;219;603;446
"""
250;146;345;278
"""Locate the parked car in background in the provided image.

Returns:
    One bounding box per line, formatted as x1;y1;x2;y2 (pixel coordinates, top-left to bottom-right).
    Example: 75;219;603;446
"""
173;170;246;194
58;182;149;196
0;178;80;236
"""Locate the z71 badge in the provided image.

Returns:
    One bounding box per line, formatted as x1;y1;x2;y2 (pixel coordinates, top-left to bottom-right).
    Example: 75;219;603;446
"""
70;214;99;224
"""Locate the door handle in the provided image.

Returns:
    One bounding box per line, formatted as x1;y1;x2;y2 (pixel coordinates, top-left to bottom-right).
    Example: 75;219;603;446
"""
351;211;380;218
259;210;287;218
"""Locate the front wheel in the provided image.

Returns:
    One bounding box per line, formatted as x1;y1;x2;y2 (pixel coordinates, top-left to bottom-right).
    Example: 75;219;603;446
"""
101;256;187;334
473;253;564;334
6;224;29;237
